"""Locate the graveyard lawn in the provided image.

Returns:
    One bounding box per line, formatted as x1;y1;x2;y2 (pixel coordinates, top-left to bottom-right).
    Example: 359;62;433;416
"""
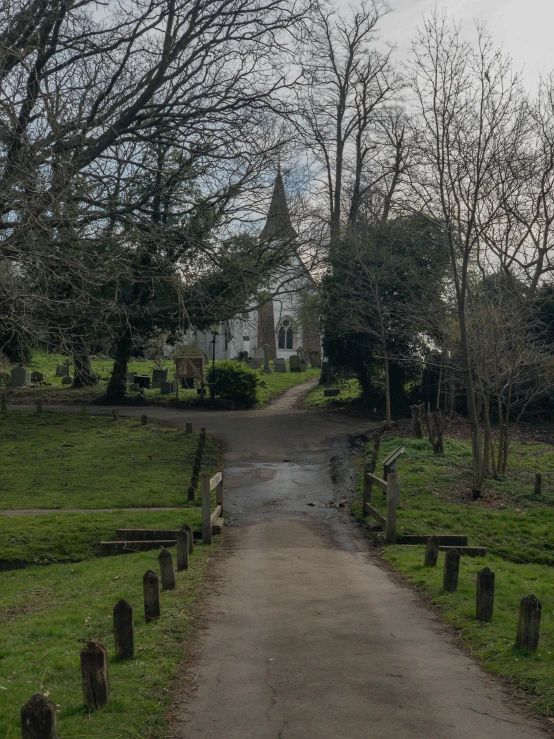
357;434;554;718
302;377;363;409
2;351;320;407
0;411;219;563
0;545;216;739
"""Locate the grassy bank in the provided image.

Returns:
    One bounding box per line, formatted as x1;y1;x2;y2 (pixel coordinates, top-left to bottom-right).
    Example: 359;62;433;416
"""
2;351;319;407
359;433;554;716
302;377;362;409
0;544;216;738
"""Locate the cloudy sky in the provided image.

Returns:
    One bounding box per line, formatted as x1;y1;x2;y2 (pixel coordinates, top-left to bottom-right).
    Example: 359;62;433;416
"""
377;0;554;90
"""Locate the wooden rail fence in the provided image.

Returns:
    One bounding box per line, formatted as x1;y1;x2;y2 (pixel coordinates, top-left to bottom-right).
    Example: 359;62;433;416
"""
362;465;399;544
202;469;224;545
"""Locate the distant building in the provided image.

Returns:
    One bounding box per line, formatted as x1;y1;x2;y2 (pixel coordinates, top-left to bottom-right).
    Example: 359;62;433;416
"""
186;167;320;362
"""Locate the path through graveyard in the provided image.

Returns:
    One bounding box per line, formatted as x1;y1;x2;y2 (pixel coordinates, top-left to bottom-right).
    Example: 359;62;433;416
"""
9;384;549;737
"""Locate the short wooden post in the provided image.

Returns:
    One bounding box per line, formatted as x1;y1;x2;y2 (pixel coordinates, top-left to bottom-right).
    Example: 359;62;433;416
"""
36;400;42;413
216;467;224;512
80;405;87;416
443;549;460;592
159;548;176;590
202;472;212;545
182;523;194;554
385;472;397;544
1;396;6;412
424;535;440;567
200;427;206;436
21;693;58;739
186;422;192;434
187;484;195;501
516;595;542;651
176;530;189;571
476;567;495;622
175;375;180;400
113;599;134;659
193;463;200;477
362;463;372;516
143;570;160;621
112;409;119;422
80;641;109;709
534;473;542;496
141;414;148;425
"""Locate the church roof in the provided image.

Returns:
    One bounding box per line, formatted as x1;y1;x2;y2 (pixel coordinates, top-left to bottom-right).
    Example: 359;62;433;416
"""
260;167;297;242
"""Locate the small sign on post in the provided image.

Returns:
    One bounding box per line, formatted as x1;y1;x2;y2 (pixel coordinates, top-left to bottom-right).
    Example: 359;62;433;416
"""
21;693;58;739
80;641;110;709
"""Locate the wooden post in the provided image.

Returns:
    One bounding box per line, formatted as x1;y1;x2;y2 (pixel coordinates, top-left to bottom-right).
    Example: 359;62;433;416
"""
476;567;495;622
182;523;194;554
202;472;212;545
175;375;180;400
424;535;440;567
143;570;160;621
21;693;58;739
193;463;200;477
516;595;542;651
443;549;460;592
159;548;176;590
176;530;189;571
385;472;397;544
80;405;87;416
80;641;109;709
534;473;542;496
186;422;192;434
36;400;42;413
1;396;6;412
216;467;224;512
200;427;206;436
362;463;372;516
112;409;119;422
113;599;134;659
141;414;148;425
187;485;195;501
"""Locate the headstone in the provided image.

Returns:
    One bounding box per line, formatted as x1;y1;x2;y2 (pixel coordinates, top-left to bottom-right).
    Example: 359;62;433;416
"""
324;388;340;397
152;368;168;387
300;361;307;372
113;599;134;659
21;693;58;739
310;351;321;368
30;371;44;383
143;570;160;621
61;375;73;385
55;363;69;377
289;355;301;372
443;549;460;592
134;375;151;389
126;371;136;383
176;530;189;571
476;567;495;622
159;549;176;590
80;641;109;709
160;380;175;395
275;359;286;372
129;382;139;391
10;366;30;387
516;595;541;651
424;536;440;567
248;359;260;370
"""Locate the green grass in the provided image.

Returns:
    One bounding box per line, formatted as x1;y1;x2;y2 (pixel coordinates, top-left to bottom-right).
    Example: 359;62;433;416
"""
302;377;362;408
0;543;216;738
256;367;321;405
359;432;554;716
2;351;319;407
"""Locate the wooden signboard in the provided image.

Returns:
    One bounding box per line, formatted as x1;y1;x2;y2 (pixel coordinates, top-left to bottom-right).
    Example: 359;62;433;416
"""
174;346;207;380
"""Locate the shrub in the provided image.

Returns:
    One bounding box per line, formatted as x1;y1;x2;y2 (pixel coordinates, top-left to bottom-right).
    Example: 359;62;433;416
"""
206;360;259;407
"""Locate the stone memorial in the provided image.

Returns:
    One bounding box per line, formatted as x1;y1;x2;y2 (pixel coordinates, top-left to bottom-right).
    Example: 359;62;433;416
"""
249;359;260;370
300;361;307;372
262;344;272;374
134;375;151;389
310;351;322;368
10;366;30;387
160;380;175;395
275;358;286;372
30;371;44;383
55;360;70;377
289;355;301;372
126;371;136;383
61;375;73;385
152;368;168;387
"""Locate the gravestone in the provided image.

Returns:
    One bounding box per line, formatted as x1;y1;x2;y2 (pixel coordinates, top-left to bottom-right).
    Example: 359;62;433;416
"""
275;359;286;373
10;366;30;387
129;383;139;391
310;351;321;368
134;375;151;389
55;361;70;377
289;355;301;372
249;359;260;370
152;368;168;387
61;375;73;385
324;388;340;397
300;361;307;372
30;371;44;383
126;371;136;383
160;380;175;395
262;344;272;374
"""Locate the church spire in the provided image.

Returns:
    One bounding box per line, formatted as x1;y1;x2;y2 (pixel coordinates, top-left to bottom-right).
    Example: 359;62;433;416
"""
260;166;297;242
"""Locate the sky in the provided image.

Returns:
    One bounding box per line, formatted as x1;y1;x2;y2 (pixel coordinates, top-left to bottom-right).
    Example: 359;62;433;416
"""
377;0;554;90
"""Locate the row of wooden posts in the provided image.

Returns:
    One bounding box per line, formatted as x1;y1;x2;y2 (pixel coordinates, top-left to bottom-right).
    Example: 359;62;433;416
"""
425;537;542;652
21;529;195;738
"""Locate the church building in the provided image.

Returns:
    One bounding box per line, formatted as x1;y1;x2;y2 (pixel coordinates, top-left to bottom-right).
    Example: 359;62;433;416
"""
186;168;321;363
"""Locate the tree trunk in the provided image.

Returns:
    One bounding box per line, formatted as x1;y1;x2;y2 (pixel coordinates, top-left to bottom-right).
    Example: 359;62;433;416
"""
73;351;97;388
106;330;133;401
383;352;391;429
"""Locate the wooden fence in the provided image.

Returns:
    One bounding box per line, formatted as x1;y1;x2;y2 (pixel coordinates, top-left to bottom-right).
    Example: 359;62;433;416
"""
202;469;224;545
362;465;399;544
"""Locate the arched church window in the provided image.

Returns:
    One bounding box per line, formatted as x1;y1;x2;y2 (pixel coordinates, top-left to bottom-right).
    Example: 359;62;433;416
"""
278;318;294;350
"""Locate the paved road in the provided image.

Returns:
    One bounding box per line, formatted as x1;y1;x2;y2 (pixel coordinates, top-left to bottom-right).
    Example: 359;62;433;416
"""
10;386;549;737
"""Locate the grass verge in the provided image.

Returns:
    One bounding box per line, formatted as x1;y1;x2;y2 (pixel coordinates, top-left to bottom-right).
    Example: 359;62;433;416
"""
357;432;554;718
256;367;321;405
0;543;216;738
302;377;362;409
